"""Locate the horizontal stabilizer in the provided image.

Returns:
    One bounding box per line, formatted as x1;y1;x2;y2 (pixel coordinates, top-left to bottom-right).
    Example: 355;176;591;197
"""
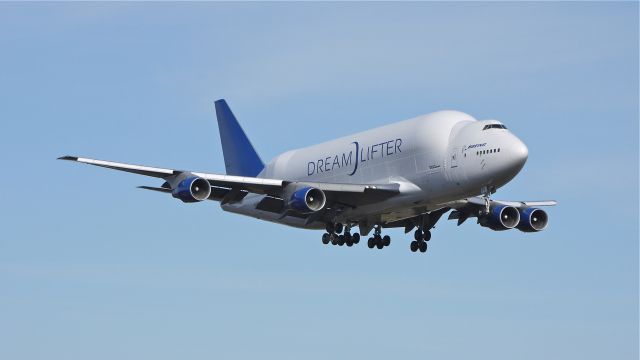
138;186;172;193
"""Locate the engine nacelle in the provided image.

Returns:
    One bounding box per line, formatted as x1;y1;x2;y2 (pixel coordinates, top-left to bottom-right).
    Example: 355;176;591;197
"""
171;176;211;203
480;205;520;231
516;208;548;232
287;186;326;213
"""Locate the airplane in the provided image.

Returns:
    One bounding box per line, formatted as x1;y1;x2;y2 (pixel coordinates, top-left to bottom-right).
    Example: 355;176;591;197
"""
59;99;556;253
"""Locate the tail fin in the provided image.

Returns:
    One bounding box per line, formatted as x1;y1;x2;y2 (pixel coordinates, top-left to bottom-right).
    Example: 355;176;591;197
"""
214;99;264;177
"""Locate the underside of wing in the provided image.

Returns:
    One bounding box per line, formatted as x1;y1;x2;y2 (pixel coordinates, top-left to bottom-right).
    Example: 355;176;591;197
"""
443;196;557;230
294;181;400;208
59;155;401;211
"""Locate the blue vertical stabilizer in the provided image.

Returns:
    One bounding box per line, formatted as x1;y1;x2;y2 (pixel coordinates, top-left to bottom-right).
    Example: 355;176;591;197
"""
214;99;264;177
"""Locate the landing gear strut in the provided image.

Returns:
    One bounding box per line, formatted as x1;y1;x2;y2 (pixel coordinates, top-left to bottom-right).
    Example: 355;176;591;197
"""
411;228;430;253
367;225;390;250
322;219;438;253
322;222;360;247
480;185;495;215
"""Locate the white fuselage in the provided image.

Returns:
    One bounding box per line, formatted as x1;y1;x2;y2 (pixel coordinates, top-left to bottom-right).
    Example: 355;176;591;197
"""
222;110;528;229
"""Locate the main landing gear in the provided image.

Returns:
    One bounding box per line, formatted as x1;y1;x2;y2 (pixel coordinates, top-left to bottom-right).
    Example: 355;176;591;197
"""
321;222;433;254
322;223;360;247
367;225;390;250
410;229;430;253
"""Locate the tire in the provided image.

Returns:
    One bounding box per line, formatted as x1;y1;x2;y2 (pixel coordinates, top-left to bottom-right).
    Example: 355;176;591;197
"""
410;241;418;252
322;233;330;244
335;223;344;234
424;230;431;242
367;238;375;248
383;235;391;247
374;235;383;249
414;230;423;241
326;223;335;234
419;241;427;253
352;233;360;244
346;240;353;247
331;234;338;245
338;235;345;246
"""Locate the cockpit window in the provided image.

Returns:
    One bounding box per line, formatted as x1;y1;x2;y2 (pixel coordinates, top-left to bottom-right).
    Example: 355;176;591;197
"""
482;124;507;130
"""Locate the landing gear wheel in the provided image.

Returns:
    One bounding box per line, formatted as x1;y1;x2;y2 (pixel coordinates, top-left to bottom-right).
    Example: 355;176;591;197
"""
410;241;418;252
335;223;344;234
326;223;335;234
414;230;424;241
367;238;375;249
375;235;384;249
338;235;345;246
419;241;428;253
331;234;338;245
322;233;330;244
346;240;353;247
424;230;431;242
383;235;391;247
352;233;360;244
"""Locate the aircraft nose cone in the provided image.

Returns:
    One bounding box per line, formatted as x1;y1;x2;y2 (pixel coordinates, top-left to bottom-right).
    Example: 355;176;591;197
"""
513;139;528;167
493;137;528;184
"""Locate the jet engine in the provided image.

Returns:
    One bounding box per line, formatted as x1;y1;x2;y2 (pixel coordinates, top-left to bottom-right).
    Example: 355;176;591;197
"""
516;208;548;232
479;205;520;231
287;186;326;213
171;176;211;203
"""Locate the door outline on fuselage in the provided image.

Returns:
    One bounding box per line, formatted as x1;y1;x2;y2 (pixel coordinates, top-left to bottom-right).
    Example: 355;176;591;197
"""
447;146;468;185
450;147;459;169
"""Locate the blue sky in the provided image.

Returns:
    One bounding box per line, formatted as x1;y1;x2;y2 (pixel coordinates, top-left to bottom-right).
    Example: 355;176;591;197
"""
0;2;637;359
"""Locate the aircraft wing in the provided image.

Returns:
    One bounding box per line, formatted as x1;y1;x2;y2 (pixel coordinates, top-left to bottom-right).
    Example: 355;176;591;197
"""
444;196;557;226
464;197;557;208
440;196;556;210
58;156;400;206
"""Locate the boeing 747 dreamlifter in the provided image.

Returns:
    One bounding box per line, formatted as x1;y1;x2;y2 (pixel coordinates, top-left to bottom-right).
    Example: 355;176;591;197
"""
59;100;556;253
